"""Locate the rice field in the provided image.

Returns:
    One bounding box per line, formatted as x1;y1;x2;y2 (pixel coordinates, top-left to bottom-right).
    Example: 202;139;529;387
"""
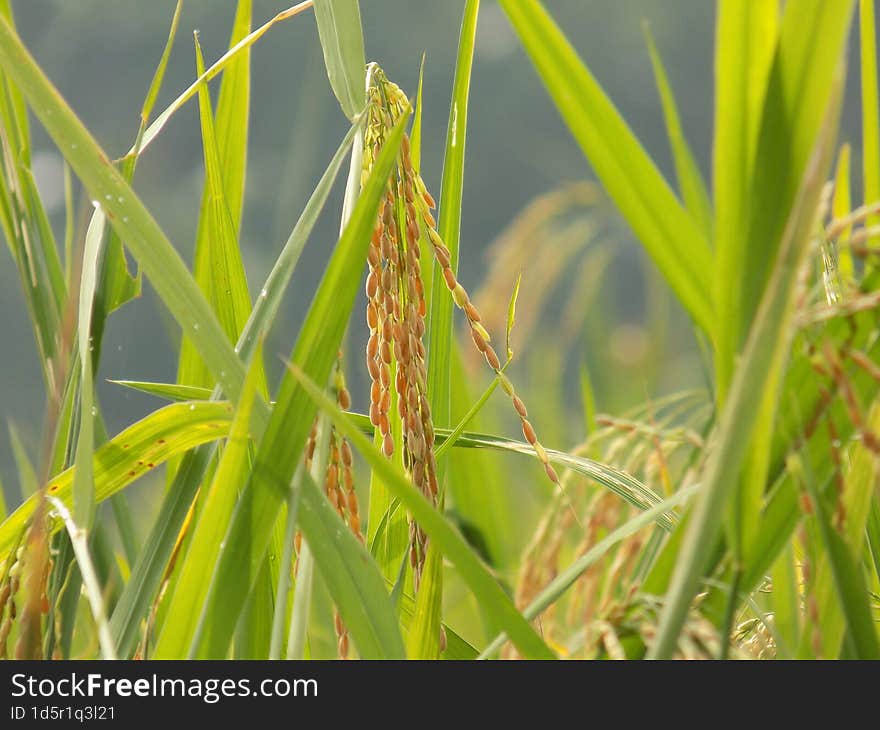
0;0;878;661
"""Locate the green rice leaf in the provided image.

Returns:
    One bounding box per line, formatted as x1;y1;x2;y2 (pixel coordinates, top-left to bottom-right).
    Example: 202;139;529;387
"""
313;0;366;120
712;0;779;396
643;24;712;236
428;0;479;429
178;28;253;389
153;352;263;658
648;65;844;658
0;401;234;565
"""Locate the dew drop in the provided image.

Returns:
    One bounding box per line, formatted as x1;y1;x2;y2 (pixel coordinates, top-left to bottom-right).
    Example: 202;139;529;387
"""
189;404;196;411
193;322;200;331
104;194;112;201
71;143;78;150
117;196;124;203
90;406;98;416
122;216;129;223
260;288;268;299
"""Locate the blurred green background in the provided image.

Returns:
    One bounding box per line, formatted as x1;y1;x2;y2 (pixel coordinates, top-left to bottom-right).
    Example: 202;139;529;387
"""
0;0;867;509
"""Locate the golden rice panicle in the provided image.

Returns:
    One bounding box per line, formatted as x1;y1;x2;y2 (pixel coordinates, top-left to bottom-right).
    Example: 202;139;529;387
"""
407;160;560;488
361;68;439;586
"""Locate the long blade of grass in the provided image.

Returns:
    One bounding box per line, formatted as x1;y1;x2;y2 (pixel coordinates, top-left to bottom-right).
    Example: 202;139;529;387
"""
647;65;844;659
313;0;366;120
0;401;233;564
288;363;556;659
732;0;856;375
428;0;479;429
179;15;253;389
713;0;779;397
92;0;181;348
498;0;712;332
72;209;104;527
133;2;315;157
107;379;671;528
152;353;262;658
413;0;480;662
643;24;712;236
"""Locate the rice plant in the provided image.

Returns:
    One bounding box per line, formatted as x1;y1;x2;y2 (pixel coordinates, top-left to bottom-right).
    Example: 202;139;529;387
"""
0;0;878;660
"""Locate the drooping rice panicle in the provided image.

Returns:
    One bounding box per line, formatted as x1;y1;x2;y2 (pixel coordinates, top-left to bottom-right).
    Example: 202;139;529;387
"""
360;68;559;585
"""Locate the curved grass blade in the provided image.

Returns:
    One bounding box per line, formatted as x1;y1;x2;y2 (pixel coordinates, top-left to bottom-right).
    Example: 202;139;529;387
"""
643;24;712;236
445;429;672;530
105;380;669;528
428;0;479;430
0;401;234;564
132;2;315;157
414;0;480;661
178;19;253;389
